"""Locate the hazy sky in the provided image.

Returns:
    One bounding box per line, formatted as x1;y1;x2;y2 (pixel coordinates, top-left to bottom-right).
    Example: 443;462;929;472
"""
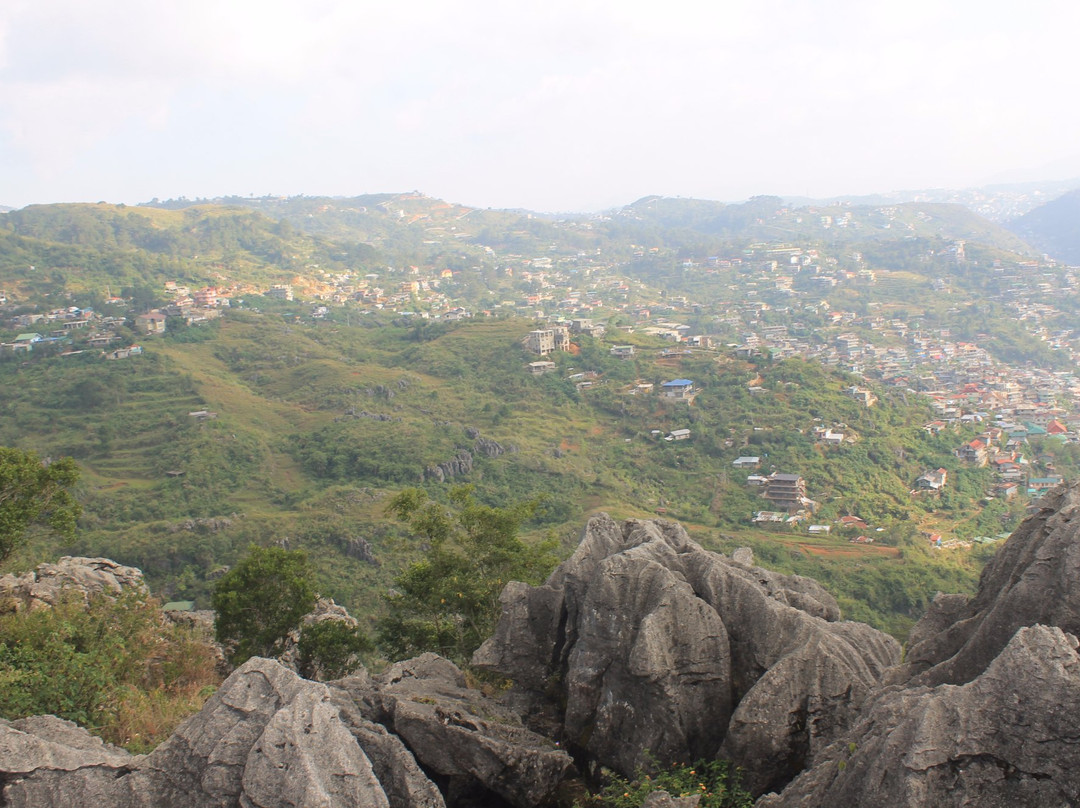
3;0;1079;212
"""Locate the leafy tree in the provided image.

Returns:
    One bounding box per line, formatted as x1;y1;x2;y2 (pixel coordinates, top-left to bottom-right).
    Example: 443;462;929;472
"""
0;448;80;566
297;620;371;680
378;486;559;663
212;545;317;666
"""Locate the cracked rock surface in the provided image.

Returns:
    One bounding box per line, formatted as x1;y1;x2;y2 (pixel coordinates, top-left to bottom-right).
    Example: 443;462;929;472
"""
892;480;1080;688
0;656;570;808
757;625;1080;808
0;556;146;611
760;479;1080;807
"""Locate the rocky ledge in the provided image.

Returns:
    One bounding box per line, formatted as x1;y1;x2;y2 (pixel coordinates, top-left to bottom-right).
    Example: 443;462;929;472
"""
0;556;146;611
756;479;1080;807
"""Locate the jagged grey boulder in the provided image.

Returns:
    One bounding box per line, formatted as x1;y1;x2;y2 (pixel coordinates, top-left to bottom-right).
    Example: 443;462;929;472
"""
423;452;473;483
0;556;146;611
892;479;1080;688
0;651;570;808
473;514;900;794
133;657;388;808
0;715;134;774
1;659;417;808
341;653;572;808
0;716;139;808
328;682;448;808
757;625;1080;808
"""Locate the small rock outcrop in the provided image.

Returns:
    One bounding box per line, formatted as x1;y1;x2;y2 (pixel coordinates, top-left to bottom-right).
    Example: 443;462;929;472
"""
343;535;380;564
134;657;388;808
340;653;572;808
1;658;389;808
276;597;364;679
423;452;473;483
473;514;900;794
0;556;146;611
0;716;138;808
474;436;515;458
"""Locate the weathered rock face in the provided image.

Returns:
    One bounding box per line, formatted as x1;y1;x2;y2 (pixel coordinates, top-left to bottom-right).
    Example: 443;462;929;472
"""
892;479;1080;688
135;658;389;808
757;625;1080;808
0;556;146;611
473;514;900;794
0;655;570;808
0;716;139;808
340;652;572;808
759;479;1080;808
474;436;515;458
423;452;474;483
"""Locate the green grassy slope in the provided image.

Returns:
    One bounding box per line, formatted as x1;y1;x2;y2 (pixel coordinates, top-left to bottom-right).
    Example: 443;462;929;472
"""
0;313;1009;639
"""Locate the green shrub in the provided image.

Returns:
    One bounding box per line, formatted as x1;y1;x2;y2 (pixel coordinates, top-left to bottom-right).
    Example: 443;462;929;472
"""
580;758;753;808
297;619;371;680
212;544;317;666
0;591;220;750
377;486;559;663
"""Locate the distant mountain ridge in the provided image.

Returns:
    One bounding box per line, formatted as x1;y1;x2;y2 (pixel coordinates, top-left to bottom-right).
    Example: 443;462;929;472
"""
610;194;1037;255
140;191;1038;257
1007;188;1080;264
783;177;1080;222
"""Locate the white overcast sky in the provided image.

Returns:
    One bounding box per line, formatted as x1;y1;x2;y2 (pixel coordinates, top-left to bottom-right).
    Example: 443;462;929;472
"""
2;0;1079;212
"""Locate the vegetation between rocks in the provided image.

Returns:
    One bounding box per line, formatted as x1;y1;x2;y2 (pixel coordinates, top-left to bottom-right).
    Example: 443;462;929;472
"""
580;758;754;808
0;592;220;753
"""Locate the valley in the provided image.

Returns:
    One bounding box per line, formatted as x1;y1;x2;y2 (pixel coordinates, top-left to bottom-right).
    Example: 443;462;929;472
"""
2;189;1079;640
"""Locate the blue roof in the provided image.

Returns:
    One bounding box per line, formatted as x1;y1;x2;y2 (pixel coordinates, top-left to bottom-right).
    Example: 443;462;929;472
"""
663;379;694;386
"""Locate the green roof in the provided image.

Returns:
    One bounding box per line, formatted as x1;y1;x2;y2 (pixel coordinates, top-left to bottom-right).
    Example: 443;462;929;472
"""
163;600;196;612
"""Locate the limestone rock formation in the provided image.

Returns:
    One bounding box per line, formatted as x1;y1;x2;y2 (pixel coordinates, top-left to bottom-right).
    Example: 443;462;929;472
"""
892;479;1080;687
474;436;515;458
0;556;146;611
135;657;389;808
759;479;1080;807
328;683;448;808
473;514;900;794
11;488;1080;808
0;655;569;808
0;716;139;808
339;652;573;808
423;451;473;483
757;625;1080;808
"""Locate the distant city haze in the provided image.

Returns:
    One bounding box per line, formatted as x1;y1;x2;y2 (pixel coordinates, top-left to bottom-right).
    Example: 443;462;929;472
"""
2;0;1079;211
